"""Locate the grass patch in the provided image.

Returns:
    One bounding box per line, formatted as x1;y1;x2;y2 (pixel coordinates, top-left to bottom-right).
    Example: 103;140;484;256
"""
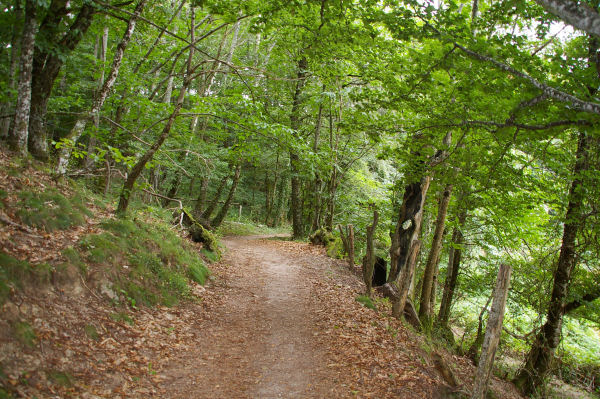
77;213;212;308
13;321;36;348
200;248;219;263
110;312;134;325
356;295;377;310
46;370;74;387
16;188;92;232
84;324;100;341
0;252;53;304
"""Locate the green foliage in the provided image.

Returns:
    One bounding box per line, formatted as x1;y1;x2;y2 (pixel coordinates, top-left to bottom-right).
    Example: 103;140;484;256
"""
356;295;377;310
16;189;92;232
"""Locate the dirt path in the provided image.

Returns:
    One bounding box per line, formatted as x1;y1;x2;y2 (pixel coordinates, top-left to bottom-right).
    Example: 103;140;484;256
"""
158;236;334;398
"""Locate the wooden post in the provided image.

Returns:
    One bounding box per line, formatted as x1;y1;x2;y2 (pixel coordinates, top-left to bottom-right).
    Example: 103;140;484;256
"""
471;263;511;399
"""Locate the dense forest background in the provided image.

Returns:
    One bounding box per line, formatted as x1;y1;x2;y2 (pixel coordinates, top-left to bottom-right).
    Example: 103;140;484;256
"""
1;0;600;396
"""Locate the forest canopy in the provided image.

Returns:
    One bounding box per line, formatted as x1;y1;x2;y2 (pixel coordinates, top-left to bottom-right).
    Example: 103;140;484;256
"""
1;0;600;396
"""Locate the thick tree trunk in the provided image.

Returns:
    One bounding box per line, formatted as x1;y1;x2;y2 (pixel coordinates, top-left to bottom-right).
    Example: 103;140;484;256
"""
437;210;468;326
28;2;95;159
419;184;453;322
289;57;307;238
471;264;512;399
56;0;145;175
513;130;589;395
117;6;195;215
211;164;242;228
389;175;431;283
9;0;37;156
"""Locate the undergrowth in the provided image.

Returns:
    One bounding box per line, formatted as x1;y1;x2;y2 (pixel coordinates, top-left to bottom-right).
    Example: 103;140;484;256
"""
73;217;211;307
16;188;92;231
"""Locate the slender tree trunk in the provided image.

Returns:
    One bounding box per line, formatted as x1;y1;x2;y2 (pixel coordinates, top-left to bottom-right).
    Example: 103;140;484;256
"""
419;184;453;322
28;2;95;160
202;174;229;220
117;6;195;215
193;176;210;215
85;23;109;169
211;164;242;228
437;209;468;326
289;57;308;238
0;1;22;139
56;0;145;175
8;0;37;156
513;130;589;395
471;264;511;399
362;208;379;296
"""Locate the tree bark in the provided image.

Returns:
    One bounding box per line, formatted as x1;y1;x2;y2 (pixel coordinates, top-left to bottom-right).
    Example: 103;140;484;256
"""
56;0;145;175
202;174;229;220
8;0;37;156
513;130;590;395
534;0;600;38
0;1;22;139
362;208;379;296
289;57;308;238
211;164;242;228
437;209;468;326
389;175;431;283
419;184;453;321
28;1;95;159
471;264;512;399
116;6;195;215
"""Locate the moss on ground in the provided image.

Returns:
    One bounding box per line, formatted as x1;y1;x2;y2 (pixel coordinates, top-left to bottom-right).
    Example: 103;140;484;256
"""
78;216;210;307
16;188;92;232
0;252;53;304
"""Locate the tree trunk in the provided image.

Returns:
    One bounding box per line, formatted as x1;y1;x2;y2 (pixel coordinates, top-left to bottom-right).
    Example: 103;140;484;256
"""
468;295;493;362
471;264;512;399
389;175;431;284
56;0;145;175
85;23;109;170
0;1;22;139
289;57;307;238
202;174;229;220
419;184;453;322
193;176;210;216
513;130;589;395
8;0;37;156
211;164;242;228
437;209;468;326
117;6;195;215
362;208;379;296
28;1;95;160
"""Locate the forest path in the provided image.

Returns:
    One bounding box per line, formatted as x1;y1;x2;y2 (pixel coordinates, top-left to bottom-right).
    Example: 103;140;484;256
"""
157;235;334;398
